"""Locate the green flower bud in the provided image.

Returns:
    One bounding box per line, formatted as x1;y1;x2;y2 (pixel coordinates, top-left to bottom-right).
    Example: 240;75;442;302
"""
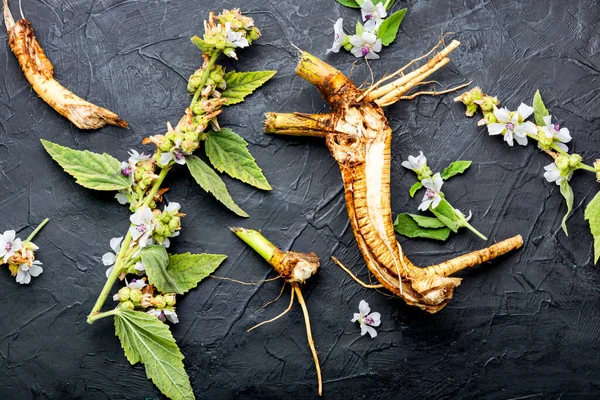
556;155;570;171
248;27;261;42
485;112;497;124
594;160;600;181
165;293;177;306
120;300;135;310
169;217;181;231
181;140;197;154
569;154;582;168
118;287;132;302
159;140;174;152
23;241;38;251
129;289;143;305
153;295;166;309
417;165;432;181
537;126;553;150
465;103;478;117
154;224;166;236
187;74;203;93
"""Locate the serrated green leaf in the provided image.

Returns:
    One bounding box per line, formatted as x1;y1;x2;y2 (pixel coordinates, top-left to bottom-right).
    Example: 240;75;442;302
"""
221;70;276;106
205;128;271;190
186;155;248;217
559;179;574;236
356;20;365;36
335;0;360;8
408;213;447;228
41;140;130;191
394;214;451;241
142;246;227;294
442;160;472;180
430;199;459;232
377;8;406;46
533;89;549;126
584;191;600;264
409;181;422;198
114;308;194;400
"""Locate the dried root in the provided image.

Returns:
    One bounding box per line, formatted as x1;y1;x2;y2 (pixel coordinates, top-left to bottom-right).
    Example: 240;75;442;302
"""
4;0;127;130
265;39;524;313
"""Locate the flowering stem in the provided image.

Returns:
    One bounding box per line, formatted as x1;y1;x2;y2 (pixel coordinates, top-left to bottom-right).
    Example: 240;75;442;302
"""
454;210;487;240
87;308;119;324
142;165;171;208
25;218;49;243
578;163;596;173
190;51;220;109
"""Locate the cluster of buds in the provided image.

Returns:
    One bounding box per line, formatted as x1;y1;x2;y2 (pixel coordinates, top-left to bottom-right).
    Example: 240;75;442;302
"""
454;86;499;123
116;150;159;209
188;64;226;96
0;230;43;284
544;154;582;186
152;202;184;248
114;279;179;323
192;9;260;60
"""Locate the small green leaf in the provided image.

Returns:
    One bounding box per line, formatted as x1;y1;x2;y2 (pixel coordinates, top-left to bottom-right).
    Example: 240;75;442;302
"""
442;160;472;180
430;199;459;232
533;89;550;126
377;8;406;46
141;246;226;294
186;155;248;217
114;308;194;400
355;21;365;36
41;140;130;191
380;0;397;10
221;70;277;106
409;181;422;198
584;191;600;264
559;180;574;236
335;0;360;8
205;129;271;190
191;35;213;55
408;213;447;228
394;214;451;241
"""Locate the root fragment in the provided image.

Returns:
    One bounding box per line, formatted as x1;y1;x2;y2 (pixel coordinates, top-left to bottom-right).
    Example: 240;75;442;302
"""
248;287;295;332
332;256;384;289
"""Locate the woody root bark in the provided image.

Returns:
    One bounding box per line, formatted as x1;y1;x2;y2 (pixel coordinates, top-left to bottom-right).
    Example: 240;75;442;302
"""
264;39;523;314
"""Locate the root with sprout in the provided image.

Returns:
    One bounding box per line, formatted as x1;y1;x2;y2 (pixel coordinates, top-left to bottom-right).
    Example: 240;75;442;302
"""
264;38;523;314
3;0;127;129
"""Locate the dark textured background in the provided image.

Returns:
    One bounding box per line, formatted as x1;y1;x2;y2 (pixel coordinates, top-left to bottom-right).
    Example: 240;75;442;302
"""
1;0;600;398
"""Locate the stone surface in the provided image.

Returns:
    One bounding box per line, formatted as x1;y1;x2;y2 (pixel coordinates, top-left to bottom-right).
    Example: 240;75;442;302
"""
1;0;599;398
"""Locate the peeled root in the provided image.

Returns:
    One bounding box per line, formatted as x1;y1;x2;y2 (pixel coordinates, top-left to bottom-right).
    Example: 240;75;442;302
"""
4;0;127;130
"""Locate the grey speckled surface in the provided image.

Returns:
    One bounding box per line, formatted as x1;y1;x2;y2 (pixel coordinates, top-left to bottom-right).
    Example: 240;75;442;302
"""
1;0;600;398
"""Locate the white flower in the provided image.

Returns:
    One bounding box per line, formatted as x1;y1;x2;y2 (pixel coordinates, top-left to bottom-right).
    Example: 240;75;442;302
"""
419;173;443;211
327;18;346;54
130;207;155;248
351;300;381;338
165;202;181;213
115;191;130;205
16;260;43;284
349;32;382;60
223;22;249;59
541;115;571;152
487;103;537;147
102;237;123;278
128;149;151;164
401;151;427;172
127;278;147;290
0;230;22;263
361;0;387;31
544;162;572;186
147;308;179;324
159;141;187;167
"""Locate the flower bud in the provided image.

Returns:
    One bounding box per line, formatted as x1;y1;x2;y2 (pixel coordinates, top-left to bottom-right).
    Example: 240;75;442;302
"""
22;241;39;251
129;289;143;305
152;295;167;309
120;300;135;310
181;139;197;154
169;217;181;231
569;154;582;168
118;287;132;302
595;160;600;181
165;293;176;306
556;155;570;171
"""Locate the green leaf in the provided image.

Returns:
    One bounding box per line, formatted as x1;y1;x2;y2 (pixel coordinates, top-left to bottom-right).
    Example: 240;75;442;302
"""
442;160;472;180
409;181;422;198
355;21;365;36
186;155;248;217
335;0;360;8
114;308;194;400
584;191;600;264
381;0;397;10
205;128;271;190
430;199;459;232
394;214;451;241
191;35;213;54
141;246;226;294
41;140;130;191
408;213;447;228
221;70;277;106
533;89;550;126
559;180;574;236
377;8;406;46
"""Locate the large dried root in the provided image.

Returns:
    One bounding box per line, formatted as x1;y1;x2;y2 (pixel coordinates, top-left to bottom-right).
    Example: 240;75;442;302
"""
264;40;523;313
3;0;127;130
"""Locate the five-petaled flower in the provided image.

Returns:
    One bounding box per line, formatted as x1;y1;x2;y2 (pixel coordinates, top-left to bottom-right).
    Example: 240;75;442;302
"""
0;230;22;263
351;300;381;338
402;151;427;173
349;32;382;60
541;115;571;152
130;207;155;248
487;104;537;147
360;0;387;31
327;18;347;54
147;307;179;324
419;173;444;211
15;260;43;284
223;22;249;59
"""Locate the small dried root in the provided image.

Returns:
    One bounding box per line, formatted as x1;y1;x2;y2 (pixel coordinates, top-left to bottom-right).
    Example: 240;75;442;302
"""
265;40;524;313
4;0;127;130
232;227;323;396
331;256;384;289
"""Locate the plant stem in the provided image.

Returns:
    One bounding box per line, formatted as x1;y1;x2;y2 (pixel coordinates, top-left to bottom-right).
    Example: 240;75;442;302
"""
25;218;49;242
231;227;281;264
578;163;597;173
461;220;488;240
87;308;119;324
143;166;171;208
190;52;220;109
